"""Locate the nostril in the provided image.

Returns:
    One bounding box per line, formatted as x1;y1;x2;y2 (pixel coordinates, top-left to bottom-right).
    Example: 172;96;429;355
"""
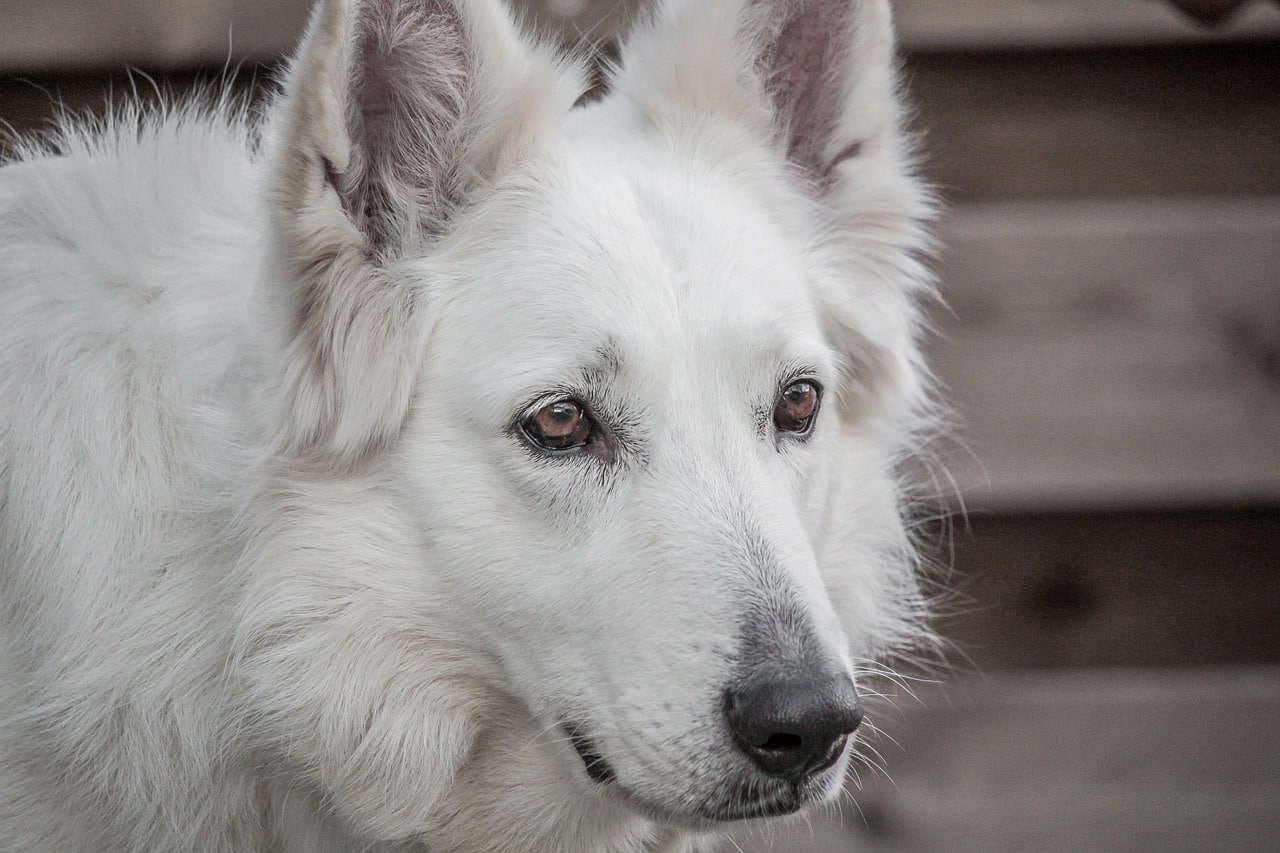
726;674;863;781
757;732;804;753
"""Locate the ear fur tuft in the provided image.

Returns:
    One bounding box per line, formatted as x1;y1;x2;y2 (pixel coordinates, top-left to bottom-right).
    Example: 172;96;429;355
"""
268;0;584;462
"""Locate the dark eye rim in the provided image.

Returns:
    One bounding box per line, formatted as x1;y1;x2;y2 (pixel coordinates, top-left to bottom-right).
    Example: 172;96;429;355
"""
772;378;823;438
515;395;600;457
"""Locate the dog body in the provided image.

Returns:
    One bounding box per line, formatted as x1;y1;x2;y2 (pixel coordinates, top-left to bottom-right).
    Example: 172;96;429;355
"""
0;0;933;849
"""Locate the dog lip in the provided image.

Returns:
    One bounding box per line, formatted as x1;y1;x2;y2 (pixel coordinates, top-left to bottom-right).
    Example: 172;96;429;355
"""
649;777;811;825
613;782;807;828
563;723;617;784
558;723;832;823
696;791;804;822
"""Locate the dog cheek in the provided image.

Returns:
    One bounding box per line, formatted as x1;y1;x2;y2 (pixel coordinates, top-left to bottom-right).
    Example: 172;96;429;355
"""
816;454;925;660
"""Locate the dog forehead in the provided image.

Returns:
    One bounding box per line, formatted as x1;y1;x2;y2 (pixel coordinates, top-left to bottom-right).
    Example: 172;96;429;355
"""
445;122;824;354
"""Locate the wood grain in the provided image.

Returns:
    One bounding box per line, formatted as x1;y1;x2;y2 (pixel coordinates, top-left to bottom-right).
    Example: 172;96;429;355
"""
897;0;1280;50
931;197;1280;509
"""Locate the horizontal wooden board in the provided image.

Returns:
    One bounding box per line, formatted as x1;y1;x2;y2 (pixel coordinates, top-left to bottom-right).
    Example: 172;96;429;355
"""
0;0;312;71
2;0;1279;71
905;43;1280;202
926;508;1280;670
896;0;1280;50
930;197;1280;509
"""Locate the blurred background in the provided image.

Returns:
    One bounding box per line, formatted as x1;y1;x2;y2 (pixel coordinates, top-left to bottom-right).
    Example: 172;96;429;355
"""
3;0;1278;849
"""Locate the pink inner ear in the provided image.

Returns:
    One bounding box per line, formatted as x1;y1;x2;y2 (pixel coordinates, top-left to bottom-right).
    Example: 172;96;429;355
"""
343;0;472;249
763;0;855;179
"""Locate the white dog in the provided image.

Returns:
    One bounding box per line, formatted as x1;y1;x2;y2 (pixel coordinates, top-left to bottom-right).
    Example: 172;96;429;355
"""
0;0;935;849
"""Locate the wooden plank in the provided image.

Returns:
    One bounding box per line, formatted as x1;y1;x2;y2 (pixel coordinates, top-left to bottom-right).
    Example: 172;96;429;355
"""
904;44;1280;203
895;0;1280;50
4;1;1279;72
0;0;312;71
927;508;1280;670
931;197;1280;509
546;0;1280;50
9;44;1280;203
10;44;1280;205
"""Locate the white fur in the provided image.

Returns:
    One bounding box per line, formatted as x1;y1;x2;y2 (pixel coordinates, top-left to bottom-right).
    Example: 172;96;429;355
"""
0;0;936;850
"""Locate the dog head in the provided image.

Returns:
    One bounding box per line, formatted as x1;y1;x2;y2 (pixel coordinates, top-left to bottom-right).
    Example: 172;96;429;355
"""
253;0;934;835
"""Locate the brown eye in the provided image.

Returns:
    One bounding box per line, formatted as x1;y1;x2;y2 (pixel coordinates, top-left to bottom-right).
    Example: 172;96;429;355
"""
773;380;820;436
521;399;594;452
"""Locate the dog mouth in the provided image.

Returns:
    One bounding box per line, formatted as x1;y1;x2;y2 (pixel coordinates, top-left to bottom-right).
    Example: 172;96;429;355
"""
563;723;618;785
693;785;808;822
560;722;832;824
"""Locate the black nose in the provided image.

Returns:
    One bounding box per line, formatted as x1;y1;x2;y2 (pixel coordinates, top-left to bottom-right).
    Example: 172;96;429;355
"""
725;674;864;780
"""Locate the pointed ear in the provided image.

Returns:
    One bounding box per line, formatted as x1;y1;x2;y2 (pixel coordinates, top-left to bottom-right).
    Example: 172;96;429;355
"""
619;0;935;429
617;0;904;180
270;0;582;461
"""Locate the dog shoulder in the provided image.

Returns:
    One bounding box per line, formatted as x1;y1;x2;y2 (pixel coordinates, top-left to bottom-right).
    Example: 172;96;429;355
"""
0;94;275;847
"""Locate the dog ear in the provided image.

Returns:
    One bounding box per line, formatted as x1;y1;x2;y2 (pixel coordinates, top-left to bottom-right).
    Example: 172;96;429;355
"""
269;0;581;461
619;0;935;430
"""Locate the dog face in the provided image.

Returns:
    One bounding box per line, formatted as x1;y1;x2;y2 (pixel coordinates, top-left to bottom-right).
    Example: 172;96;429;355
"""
404;114;855;820
254;0;934;835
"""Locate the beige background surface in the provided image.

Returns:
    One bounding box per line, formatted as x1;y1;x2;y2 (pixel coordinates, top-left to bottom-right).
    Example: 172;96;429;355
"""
4;0;1280;70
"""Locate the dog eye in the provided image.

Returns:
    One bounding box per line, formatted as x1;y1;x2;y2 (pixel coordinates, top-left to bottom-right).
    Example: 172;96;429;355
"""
773;380;821;436
520;399;594;452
